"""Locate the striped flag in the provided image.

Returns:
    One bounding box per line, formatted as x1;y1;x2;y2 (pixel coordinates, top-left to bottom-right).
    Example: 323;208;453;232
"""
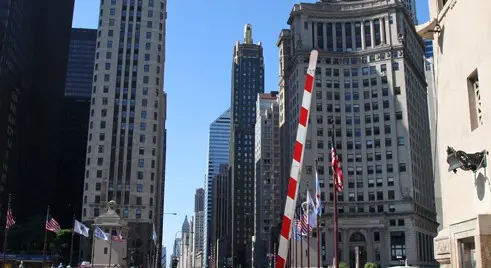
331;146;344;193
6;208;15;230
300;211;312;234
45;217;61;233
112;231;126;242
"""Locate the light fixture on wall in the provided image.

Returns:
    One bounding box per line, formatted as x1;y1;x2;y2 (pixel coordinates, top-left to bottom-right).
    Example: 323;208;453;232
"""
446;146;488;174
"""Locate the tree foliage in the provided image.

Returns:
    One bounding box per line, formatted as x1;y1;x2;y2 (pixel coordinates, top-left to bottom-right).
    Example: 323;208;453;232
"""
364;262;378;268
339;261;349;268
50;229;72;263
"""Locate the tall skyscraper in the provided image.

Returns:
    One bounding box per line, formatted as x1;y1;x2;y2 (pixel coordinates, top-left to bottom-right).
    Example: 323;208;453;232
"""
229;24;264;267
162;246;167;268
64;28;98;99
277;29;293;213
211;164;230;268
253;92;281;267
279;0;437;267
180;216;191;268
55;28;96;242
204;108;230;268
0;0;74;233
193;188;205;267
81;0;167;265
195;188;205;213
401;0;417;24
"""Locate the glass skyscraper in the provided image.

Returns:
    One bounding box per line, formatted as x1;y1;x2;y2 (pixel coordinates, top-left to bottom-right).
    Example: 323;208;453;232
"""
204;108;230;268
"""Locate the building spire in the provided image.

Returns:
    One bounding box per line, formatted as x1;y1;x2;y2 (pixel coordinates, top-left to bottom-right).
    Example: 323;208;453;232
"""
243;24;253;44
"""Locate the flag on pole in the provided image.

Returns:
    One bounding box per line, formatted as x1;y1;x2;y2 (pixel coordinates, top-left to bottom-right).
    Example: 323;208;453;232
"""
306;191;317;228
94;226;108;240
5;208;15;230
73;220;89;237
300;201;313;234
112;231;125;242
331;146;344;192
292;219;302;240
45;217;61;233
152;224;157;245
314;163;322;216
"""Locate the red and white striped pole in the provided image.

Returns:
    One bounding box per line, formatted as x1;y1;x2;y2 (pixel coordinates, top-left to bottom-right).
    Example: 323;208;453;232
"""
276;50;318;268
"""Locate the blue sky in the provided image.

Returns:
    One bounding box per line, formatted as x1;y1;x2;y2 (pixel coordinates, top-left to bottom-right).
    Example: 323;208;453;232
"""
73;0;429;264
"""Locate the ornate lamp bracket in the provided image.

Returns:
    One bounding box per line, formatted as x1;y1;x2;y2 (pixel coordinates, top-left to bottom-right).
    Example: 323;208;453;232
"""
446;146;488;174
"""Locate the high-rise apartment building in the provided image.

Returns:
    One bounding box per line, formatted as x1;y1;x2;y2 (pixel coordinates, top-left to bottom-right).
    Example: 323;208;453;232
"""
279;0;437;267
416;0;491;266
229;24;264;267
193;188;205;267
0;0;74;231
204;109;230;268
253;92;281;267
81;0;167;265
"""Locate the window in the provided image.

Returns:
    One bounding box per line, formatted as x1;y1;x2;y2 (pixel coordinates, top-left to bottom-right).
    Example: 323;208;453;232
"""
390;232;406;261
398;137;405;146
137;184;143;192
399;163;407;172
136;208;142;218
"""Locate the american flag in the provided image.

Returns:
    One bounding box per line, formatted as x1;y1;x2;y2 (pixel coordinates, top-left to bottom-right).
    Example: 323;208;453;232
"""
331;146;344;193
6;208;15;230
300;212;312;234
46;217;61;233
112;231;126;242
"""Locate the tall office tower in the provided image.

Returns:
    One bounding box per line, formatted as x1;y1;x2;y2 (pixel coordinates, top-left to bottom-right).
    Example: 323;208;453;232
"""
195;188;205;212
424;39;433;59
229;24;265;267
204;108;230;268
401;0;417;24
56;28;97;229
193;188;205;267
279;0;437;267
180;216;191;268
81;0;167;265
162;247;167;268
173;238;182;258
211;164;230;268
253;92;281;267
0;0;74;232
277;30;293;213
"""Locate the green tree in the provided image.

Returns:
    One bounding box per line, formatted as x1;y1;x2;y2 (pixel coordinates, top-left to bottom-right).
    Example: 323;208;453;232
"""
7;214;46;253
49;229;72;264
339;261;349;268
364;262;378;268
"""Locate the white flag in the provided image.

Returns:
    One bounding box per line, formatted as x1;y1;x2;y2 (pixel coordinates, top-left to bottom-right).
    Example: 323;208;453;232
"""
152;224;157;244
73;219;89;237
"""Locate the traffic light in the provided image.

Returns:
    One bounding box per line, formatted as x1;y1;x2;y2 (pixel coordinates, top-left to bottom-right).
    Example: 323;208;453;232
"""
172;258;179;268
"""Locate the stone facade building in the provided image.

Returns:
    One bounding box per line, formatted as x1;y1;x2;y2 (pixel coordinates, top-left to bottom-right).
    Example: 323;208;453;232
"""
417;0;491;267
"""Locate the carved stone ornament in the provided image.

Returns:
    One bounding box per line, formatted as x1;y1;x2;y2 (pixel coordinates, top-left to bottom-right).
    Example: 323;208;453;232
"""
434;231;451;265
106;200;117;213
